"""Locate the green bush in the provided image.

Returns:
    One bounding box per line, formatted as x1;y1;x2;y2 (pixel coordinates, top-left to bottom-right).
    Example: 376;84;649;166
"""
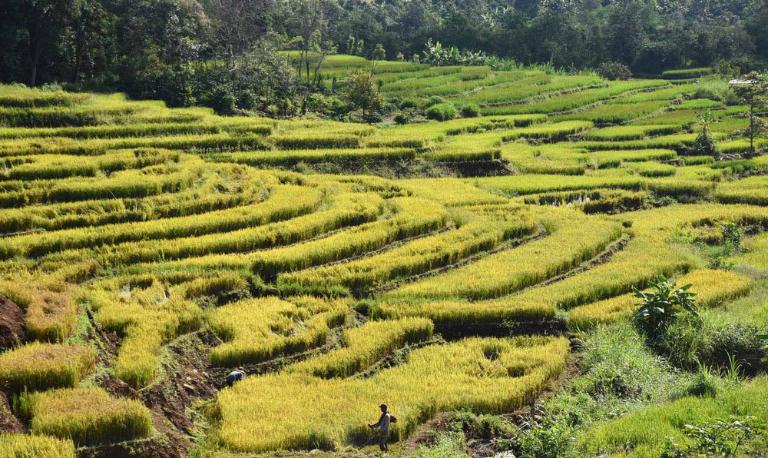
660;317;765;373
684;366;719;398
399;98;418;109
426;102;457;121
460;104;481;118
633;278;698;340
690;121;718;157
597;62;632;81
574;322;677;400
424;96;447;108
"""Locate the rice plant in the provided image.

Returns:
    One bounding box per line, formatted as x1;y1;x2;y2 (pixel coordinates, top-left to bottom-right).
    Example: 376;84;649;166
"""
214;336;569;452
26;387;152;446
287;317;434;378
0;434;75;458
0;343;96;392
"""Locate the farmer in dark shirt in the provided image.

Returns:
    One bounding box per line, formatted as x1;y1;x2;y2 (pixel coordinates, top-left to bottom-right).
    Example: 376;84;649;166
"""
225;367;245;387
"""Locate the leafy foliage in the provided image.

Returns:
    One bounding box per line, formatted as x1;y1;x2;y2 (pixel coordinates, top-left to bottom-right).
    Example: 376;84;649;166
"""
343;71;383;118
634;278;698;339
597;62;632;81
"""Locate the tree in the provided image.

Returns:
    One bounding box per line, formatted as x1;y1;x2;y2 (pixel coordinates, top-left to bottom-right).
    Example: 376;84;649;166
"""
290;0;336;87
206;0;275;59
731;72;768;155
343;70;382;119
70;0;113;84
372;43;386;61
18;0;77;86
691;111;718;157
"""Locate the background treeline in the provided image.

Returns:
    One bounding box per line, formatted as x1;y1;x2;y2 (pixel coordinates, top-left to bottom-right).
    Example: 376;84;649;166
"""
1;0;766;114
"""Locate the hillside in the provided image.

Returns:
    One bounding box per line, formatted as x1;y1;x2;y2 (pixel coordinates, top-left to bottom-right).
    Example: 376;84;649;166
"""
0;58;767;458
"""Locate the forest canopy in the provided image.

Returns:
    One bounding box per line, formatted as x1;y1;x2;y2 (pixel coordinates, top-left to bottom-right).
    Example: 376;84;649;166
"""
2;0;766;112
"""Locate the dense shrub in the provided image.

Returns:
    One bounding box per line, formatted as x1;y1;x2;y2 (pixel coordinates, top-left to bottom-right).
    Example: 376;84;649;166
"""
633;278;698;340
597;62;632;81
660;317;765;373
690;125;718;157
424;96;447;108
426;102;457;121
343;70;384;117
460;104;481;118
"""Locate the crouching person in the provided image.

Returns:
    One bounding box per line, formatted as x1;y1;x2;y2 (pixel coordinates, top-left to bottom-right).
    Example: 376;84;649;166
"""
225;367;245;388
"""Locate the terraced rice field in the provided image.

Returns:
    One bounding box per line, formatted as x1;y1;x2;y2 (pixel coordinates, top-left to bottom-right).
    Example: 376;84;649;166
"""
0;57;766;456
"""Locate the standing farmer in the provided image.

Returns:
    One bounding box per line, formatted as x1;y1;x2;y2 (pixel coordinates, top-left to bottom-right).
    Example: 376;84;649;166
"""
369;403;392;452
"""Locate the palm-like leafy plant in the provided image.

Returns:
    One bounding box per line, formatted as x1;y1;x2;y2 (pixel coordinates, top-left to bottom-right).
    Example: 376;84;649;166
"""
633;277;698;339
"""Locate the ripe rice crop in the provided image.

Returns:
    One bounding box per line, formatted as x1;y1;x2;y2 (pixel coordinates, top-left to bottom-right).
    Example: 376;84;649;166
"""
616;84;699;103
0;132;270;157
0;165;203;208
583;125;680;141
715;176;768;206
0;167;262;234
681;155;715;166
477;174;645;196
501;121;593;142
278;213;537;295
511;204;768;313
86;192;383;266
568;269;752;329
386;208;622;300
579;133;713;151
501;143;587;175
287;318;434;378
397;179;508;207
0;185;321;258
0;343;96;392
209;296;349;366
26;387;152;446
2;67;767;456
214;336;569;452
0;434;75;458
591;149;678;168
271;134;362;150
87;282;203;387
0;86;88;108
250;197;449;280
0;103;145;128
522;189;649;214
220;147;415;166
627;161;677;177
728;232;768;269
377;299;555;337
671;98;722;110
0;120;271;140
0;149;180;181
0;280;78;342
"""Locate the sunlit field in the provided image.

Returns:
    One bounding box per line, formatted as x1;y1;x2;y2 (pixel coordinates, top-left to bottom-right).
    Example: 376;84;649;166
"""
0;55;767;457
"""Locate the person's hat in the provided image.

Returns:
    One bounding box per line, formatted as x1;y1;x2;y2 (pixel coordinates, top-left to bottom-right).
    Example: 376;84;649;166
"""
379;403;388;409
